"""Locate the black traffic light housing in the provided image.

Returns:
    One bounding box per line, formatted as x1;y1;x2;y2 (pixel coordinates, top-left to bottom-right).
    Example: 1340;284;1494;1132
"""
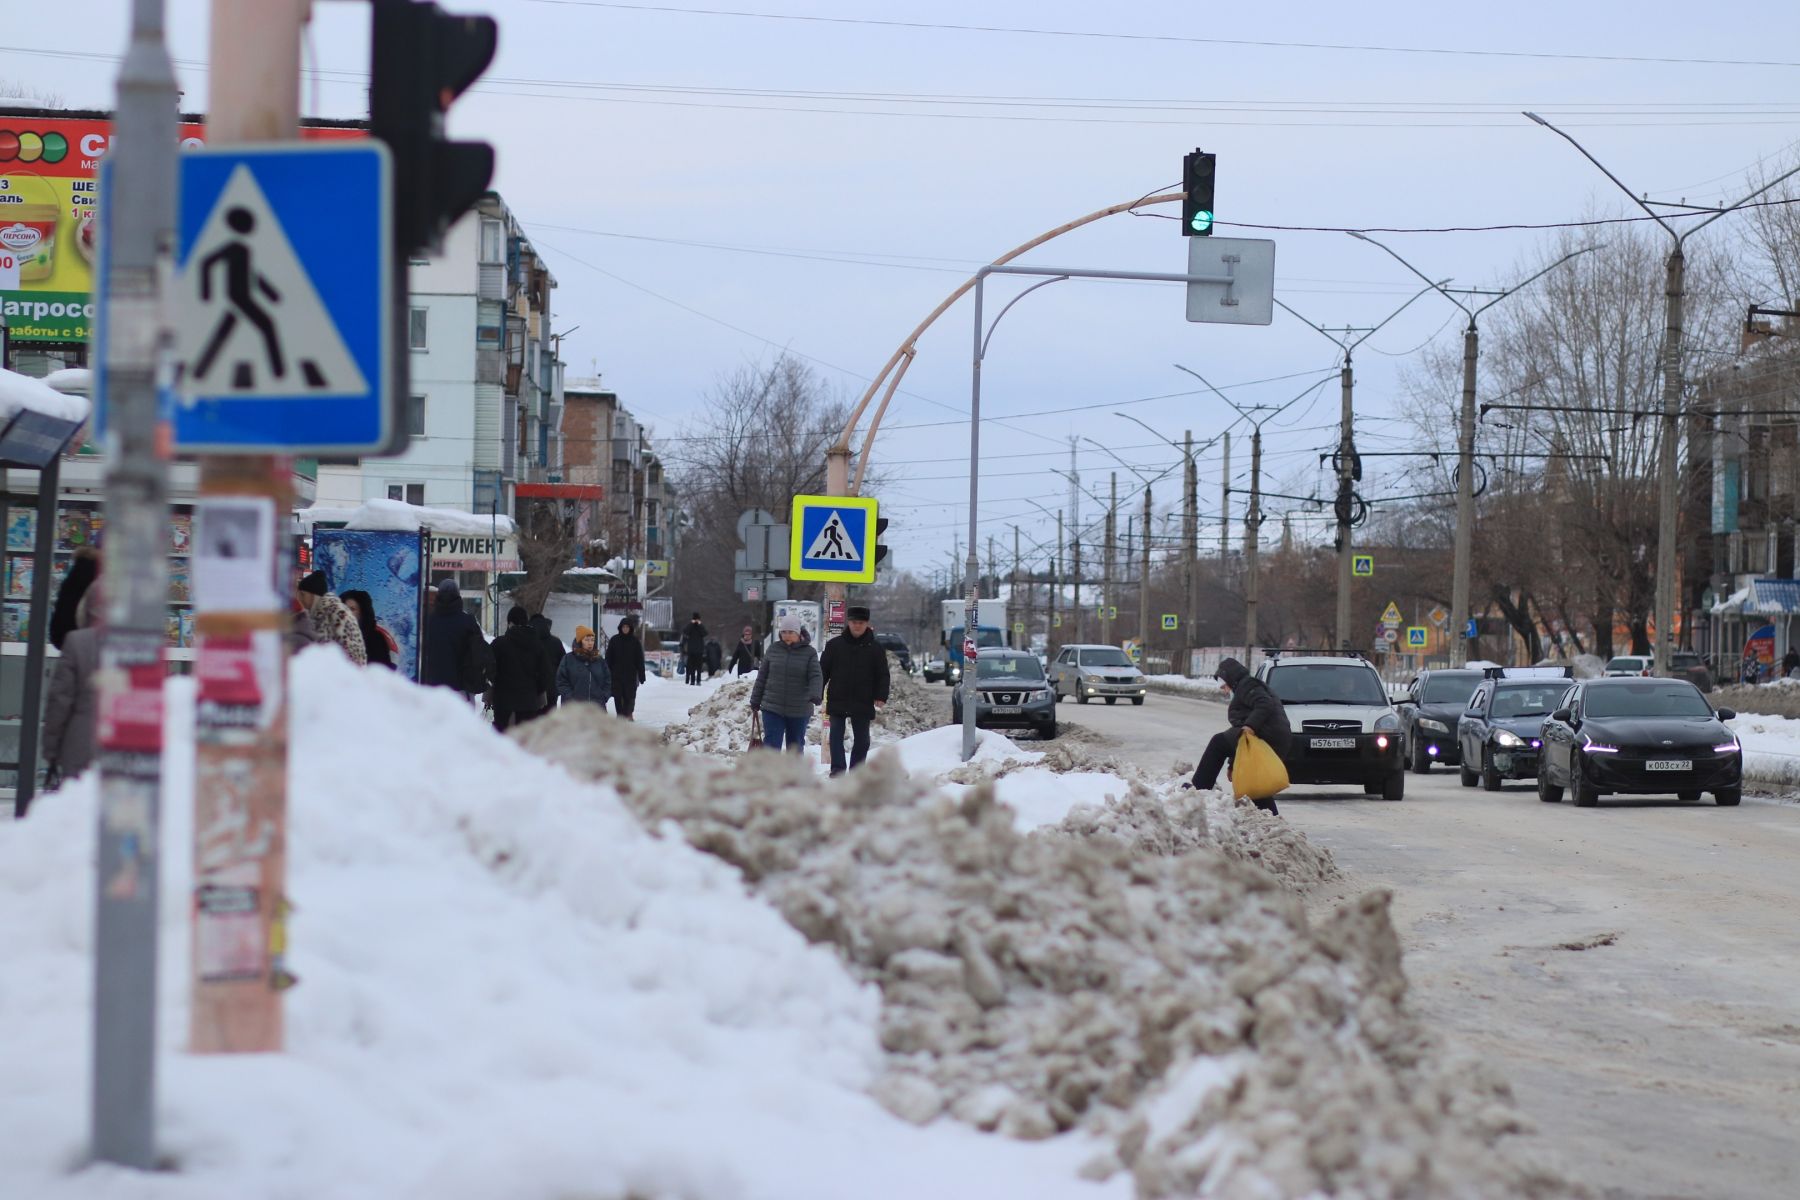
1182;149;1216;237
370;0;498;259
874;517;890;568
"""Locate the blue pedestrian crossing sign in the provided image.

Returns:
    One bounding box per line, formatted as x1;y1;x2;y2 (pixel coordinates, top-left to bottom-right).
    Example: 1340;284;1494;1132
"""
1352;553;1374;577
789;494;879;583
1406;625;1428;647
1161;613;1179;631
170;142;392;454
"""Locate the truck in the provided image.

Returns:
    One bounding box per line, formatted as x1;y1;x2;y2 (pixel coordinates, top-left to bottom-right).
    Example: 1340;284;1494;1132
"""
939;598;1009;685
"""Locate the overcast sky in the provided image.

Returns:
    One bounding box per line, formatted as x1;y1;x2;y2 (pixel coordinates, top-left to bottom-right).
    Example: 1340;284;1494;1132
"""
6;1;1800;577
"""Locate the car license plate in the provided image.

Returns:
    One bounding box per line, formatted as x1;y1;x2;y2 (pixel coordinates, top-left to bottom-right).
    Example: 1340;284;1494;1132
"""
1646;759;1691;771
1311;737;1356;750
991;705;1022;715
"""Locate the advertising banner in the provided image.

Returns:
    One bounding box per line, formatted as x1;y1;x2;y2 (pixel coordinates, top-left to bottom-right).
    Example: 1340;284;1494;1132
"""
0;112;359;343
312;528;426;681
426;530;518;572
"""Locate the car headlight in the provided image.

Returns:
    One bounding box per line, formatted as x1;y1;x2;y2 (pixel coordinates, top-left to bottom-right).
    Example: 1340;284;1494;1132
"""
1374;712;1400;732
1713;740;1741;753
1494;729;1524;748
1418;718;1448;733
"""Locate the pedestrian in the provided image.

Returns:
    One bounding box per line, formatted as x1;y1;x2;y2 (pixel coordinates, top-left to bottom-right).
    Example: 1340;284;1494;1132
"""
49;546;99;651
530;613;566;710
556;624;613;709
491;605;553;731
819;604;890;776
749;613;823;753
607;614;649;720
1783;647;1799;679
295;571;367;665
423;579;492;701
704;635;723;678
42;583;102;788
682;612;708;685
340;589;397;669
729;625;761;676
1188;657;1291;815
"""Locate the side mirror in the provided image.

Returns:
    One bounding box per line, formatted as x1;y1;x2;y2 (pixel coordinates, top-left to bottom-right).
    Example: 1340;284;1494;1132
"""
1550;708;1573;724
1716;707;1737;722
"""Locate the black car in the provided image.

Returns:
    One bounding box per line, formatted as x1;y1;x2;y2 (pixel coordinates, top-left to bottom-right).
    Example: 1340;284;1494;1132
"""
1537;678;1741;808
951;649;1057;739
1396;668;1484;773
1457;671;1572;791
874;632;913;673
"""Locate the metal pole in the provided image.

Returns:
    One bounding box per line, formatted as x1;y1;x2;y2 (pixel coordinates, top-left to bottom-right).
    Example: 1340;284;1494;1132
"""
1220;430;1230;566
1103;473;1116;645
1053;508;1062;639
1451;322;1478;666
1139;484;1151;666
91;0;177;1167
1247;425;1262;659
1012;524;1021;648
962;273;985;761
1183;429;1197;673
1068;441;1082;643
17;457;60;816
1335;358;1356;651
1655;247;1685;673
190;0;304;1055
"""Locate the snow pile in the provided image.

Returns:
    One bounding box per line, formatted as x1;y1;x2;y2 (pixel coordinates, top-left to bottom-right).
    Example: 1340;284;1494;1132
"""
876;670;949;738
517;705;1563;1199
1714;682;1800;719
1724;711;1800;785
660;668;953;755
2;654;1122;1200
0;365;91;424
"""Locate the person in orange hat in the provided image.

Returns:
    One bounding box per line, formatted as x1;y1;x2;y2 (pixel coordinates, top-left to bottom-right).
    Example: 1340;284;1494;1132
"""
557;624;613;709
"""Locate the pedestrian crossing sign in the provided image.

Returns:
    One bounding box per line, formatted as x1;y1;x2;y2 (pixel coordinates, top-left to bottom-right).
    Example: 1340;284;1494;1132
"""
1352;554;1374;577
788;494;879;583
1406;625;1428;648
1161;614;1179;631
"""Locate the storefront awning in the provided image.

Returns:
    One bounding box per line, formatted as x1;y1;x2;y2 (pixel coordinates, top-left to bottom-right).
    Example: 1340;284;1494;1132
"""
1712;579;1800;615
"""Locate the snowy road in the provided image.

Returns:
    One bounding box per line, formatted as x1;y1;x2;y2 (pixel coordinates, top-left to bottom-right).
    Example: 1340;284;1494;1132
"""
937;681;1800;1199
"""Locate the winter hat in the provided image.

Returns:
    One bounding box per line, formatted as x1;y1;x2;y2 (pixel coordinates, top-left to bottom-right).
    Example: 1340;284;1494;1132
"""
574;624;595;642
298;570;328;595
778;614;803;634
1215;657;1248;687
846;605;870;621
436;578;460;596
507;605;529;626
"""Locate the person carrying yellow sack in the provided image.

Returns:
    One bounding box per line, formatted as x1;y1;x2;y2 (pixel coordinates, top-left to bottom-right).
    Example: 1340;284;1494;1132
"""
1187;657;1292;815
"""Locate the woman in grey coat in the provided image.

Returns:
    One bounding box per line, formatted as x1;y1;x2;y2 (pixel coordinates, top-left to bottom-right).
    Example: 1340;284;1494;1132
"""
749;614;823;752
43;588;102;785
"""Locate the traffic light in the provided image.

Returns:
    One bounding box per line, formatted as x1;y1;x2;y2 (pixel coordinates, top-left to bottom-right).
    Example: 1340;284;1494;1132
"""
370;0;498;258
874;517;890;568
1182;149;1216;237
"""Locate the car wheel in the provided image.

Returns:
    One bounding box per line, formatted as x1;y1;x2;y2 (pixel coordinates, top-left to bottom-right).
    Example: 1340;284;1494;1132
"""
1677;790;1701;802
1715;787;1742;806
1459;757;1477;788
1571;772;1598;808
1131;696;1145;706
1105;697;1117;706
1480;748;1502;792
1409;735;1431;774
1077;692;1090;705
1040;722;1058;741
1381;769;1405;802
1537;770;1563;803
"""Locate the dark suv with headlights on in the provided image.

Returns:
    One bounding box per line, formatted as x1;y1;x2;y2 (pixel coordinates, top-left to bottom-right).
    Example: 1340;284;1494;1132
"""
1396;668;1484;774
1537;678;1740;807
952;648;1057;739
1456;667;1571;791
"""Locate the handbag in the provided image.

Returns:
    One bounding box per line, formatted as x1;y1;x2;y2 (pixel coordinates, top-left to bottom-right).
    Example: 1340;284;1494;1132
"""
748;709;762;751
1232;729;1290;801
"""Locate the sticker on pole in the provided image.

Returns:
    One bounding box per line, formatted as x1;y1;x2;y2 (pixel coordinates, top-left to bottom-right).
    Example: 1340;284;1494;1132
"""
171;142;392;454
788;494;878;583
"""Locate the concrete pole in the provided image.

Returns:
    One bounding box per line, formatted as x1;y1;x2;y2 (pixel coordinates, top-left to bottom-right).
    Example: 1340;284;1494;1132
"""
1450;322;1478;667
1183;429;1197;671
1011;524;1021;648
1335;359;1356;652
1053;508;1062;639
1070;513;1082;643
190;0;305;1055
1139;485;1152;664
1655;247;1686;675
1220;430;1230;566
1068;439;1082;643
1102;472;1116;644
825;445;849;630
91;0;178;1167
962;278;984;761
1246;426;1262;660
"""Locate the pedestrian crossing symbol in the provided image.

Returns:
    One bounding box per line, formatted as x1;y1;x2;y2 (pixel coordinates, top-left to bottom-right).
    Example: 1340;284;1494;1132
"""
167;141;392;454
789;494;879;583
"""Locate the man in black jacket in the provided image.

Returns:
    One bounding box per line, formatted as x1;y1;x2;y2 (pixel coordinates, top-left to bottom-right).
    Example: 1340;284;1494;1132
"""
681;613;708;685
529;613;565;714
819;605;891;776
491;606;554;731
1191;657;1292;813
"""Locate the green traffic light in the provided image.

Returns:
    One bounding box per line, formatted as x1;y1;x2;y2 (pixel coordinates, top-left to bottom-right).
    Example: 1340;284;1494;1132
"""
1190;209;1214;233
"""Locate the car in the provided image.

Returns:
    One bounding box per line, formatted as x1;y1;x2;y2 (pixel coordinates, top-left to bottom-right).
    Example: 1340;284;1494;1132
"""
1455;667;1572;791
951;648;1057;739
1604;655;1653;677
922;658;948;683
1537;677;1741;808
1254;653;1406;801
1395;668;1484;773
1048;644;1148;705
874;632;913;673
1665;650;1714;694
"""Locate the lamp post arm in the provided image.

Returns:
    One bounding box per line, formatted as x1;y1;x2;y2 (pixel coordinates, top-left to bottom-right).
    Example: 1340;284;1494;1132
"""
1473;242;1602;321
1523;111;1676;241
1347;231;1471;321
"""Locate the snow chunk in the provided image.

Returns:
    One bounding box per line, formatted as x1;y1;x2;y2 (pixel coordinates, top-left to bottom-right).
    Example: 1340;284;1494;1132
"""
0;366;90;424
296;497;517;537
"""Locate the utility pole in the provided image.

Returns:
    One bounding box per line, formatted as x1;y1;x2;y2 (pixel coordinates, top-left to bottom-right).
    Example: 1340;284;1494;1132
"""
1071;516;1083;643
1246;424;1263;659
987;535;996;598
1335;357;1356;652
91;0;178;1168
1182;430;1197;670
189;0;306;1056
1052;508;1062;640
1140;485;1152;663
1102;472;1117;645
1012;524;1021;648
1220;430;1230;565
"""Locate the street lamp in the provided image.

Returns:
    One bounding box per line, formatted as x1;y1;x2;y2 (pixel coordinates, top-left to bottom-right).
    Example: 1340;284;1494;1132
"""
1524;111;1800;676
1347;231;1599;665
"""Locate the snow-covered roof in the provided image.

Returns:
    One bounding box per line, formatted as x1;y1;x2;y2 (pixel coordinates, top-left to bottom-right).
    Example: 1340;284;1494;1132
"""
41;368;93;396
296;498;517;537
0;367;90;425
1712;586;1753;615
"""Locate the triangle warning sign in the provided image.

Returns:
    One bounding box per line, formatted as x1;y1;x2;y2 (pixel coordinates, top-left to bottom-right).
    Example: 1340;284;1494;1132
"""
175;164;369;401
805;511;862;562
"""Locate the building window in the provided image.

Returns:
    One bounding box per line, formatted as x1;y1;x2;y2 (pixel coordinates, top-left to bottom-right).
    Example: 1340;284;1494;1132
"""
477;299;504;350
479;217;505;265
408;394;426;436
387;483;425;506
409;307;428;350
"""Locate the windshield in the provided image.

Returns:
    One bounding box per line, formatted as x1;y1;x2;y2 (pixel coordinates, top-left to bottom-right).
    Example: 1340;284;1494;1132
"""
1267;664;1388;706
1079;648;1133;667
978;656;1044;680
1420;672;1482;705
950;627;1005;649
1605;657;1648;672
1583;684;1713;719
1490;683;1568;719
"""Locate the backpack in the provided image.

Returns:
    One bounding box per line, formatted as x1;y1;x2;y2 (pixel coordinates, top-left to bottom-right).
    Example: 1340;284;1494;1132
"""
460;625;495;695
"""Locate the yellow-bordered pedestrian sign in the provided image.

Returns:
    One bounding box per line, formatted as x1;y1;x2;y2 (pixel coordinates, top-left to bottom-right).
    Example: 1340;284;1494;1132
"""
1406;625;1428;648
1161;613;1179;631
1352;554;1374;577
788;494;879;583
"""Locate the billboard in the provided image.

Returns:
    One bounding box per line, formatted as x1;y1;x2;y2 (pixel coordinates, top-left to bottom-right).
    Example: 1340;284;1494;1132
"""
312;528;427;681
0;111;360;343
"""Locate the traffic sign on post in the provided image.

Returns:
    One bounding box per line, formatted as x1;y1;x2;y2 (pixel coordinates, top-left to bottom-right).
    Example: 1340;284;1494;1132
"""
171;143;392;454
788;494;879;584
1381;601;1403;626
1161;613;1179;631
1465;618;1479;640
1352;554;1374;577
1429;605;1448;627
1406;626;1428;648
1185;236;1276;326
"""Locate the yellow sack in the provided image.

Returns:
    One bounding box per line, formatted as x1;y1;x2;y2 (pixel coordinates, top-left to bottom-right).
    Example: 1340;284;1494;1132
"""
1232;728;1290;801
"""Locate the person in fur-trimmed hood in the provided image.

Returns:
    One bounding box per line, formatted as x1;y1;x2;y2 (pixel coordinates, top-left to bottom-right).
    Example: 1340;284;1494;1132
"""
296;571;367;666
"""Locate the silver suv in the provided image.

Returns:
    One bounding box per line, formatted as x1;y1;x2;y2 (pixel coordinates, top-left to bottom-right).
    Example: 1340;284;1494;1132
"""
1049;644;1147;706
